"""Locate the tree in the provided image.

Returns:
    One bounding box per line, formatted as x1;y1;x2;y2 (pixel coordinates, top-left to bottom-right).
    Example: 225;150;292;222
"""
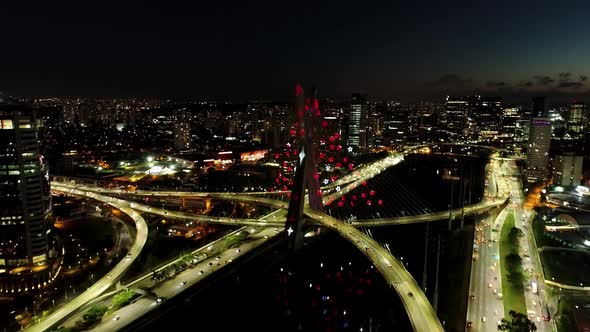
508;227;524;247
498;310;536;331
82;305;107;325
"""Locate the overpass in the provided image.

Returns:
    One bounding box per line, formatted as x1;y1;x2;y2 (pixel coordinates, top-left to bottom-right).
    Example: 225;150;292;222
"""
52;181;507;228
41;144;508;332
28;189;148;332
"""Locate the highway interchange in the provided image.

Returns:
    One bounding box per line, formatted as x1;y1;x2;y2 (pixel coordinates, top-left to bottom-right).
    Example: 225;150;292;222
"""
28;189;148;332
30;147;508;332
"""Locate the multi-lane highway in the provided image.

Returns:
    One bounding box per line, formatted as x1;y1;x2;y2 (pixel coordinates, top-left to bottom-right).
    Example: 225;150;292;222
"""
466;207;506;330
350;198;507;227
512;163;550;332
27;188;149;332
81;226;281;331
53;180;505;228
466;158;551;331
466;158;507;331
42;148;510;332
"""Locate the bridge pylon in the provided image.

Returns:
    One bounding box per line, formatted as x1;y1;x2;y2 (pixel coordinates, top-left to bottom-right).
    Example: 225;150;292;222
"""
285;84;323;251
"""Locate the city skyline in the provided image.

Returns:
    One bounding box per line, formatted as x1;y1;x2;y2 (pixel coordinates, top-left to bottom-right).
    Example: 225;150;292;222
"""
2;2;590;331
2;1;590;101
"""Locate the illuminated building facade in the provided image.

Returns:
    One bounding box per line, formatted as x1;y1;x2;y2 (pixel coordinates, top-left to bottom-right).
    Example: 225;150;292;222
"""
554;154;583;186
347;93;369;152
0;104;59;293
174;109;191;151
527;97;551;182
567;101;587;137
445;96;471;138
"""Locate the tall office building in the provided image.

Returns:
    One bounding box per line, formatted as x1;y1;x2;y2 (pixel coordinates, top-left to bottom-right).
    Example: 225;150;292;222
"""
0;104;59;293
173;109;191;151
527;97;551;182
554;154;583;186
347;93;369;152
383;102;408;146
499;107;520;142
445;96;472;139
566;101;587;137
473;97;502;140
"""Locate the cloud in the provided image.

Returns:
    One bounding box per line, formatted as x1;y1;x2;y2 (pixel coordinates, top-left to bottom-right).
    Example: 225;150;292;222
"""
486;81;508;88
558;81;584;89
558;72;572;82
533;75;555;86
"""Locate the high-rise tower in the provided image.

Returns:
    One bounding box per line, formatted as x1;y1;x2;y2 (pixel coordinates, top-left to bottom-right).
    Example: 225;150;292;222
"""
566;101;587;137
527;97;551;182
174;109;191;151
0;103;59;293
347;93;369;153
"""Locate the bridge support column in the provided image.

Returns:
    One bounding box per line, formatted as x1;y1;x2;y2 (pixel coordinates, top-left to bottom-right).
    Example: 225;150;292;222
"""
422;222;430;292
433;233;441;312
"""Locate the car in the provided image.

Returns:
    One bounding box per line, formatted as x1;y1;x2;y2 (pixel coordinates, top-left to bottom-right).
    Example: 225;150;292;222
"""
481;317;486;322
235;249;241;253
107;274;112;279
466;321;473;328
488;283;493;288
207;262;213;267
113;315;120;322
264;235;269;239
215;256;220;261
470;295;476;301
408;292;413;297
180;281;186;286
126;253;131;259
199;270;204;275
156;297;165;304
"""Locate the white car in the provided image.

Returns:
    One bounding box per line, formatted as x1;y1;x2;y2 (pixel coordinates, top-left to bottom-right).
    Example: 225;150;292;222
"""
113;315;120;322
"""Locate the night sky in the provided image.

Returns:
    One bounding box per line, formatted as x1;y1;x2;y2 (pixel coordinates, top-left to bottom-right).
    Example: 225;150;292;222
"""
2;1;590;101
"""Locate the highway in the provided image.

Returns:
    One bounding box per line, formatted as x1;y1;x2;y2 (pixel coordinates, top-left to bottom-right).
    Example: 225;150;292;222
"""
349;198;507;227
466;158;507;331
53;181;505;228
465;158;551;331
465;207;506;331
512;162;550;332
83;226;281;332
304;207;444;332
27;188;149;332
45;149;506;332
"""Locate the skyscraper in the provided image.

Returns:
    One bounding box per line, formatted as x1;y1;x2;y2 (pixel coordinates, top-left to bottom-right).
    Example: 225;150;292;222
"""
445;96;472;139
473;97;502;141
347;93;369;152
566;101;587;137
174;109;191;151
554;154;583;186
527;97;551;182
0;104;59;293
